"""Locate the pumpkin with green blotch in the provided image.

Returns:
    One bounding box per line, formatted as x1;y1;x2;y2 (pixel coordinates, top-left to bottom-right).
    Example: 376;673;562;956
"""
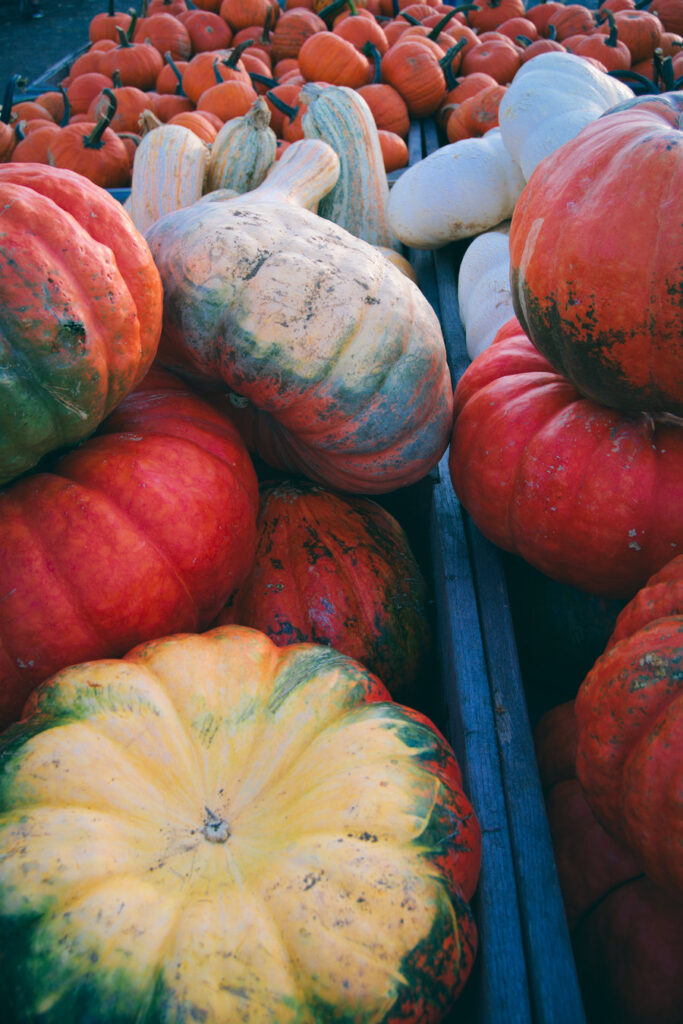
0;162;163;486
217;479;432;701
0;626;481;1024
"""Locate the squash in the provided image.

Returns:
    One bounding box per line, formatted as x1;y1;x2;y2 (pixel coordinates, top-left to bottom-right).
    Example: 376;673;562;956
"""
207;95;277;194
301;82;401;250
386;127;526;249
0;626;482;1023
0;368;259;729
127;114;211;234
448;318;683;599
509;91;683;416
146;138;454;494
456;220;515;360
217;479;432;700
0;161;162;486
575;554;683;897
535;700;683;1024
497;51;633;180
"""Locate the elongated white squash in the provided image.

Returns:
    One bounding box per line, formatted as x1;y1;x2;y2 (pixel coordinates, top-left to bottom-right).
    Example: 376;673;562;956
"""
207;97;277;195
457;222;515;360
301;83;401;251
387;128;525;250
128;118;210;234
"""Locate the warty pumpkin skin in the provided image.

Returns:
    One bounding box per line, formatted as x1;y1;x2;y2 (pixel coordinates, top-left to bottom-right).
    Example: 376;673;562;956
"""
146;139;454;494
0;162;163;486
0;369;259;730
509;92;683;416
448;318;683;599
575;554;683;897
0;626;481;1024
218;479;432;700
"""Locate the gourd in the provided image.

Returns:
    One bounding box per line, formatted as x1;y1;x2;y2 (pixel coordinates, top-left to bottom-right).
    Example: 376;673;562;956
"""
509;91;683;416
127;114;211;234
386;128;526;249
301;82;401;250
575;554;683;897
457;221;515;359
0;368;259;729
448;318;683;599
206;95;277;193
218;479;432;700
497;51;633;180
146;139;454;494
0;626;482;1023
0;162;162;486
535;700;683;1024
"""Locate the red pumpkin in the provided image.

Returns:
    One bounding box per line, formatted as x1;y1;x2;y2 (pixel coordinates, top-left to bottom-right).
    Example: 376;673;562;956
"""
0;161;162;484
218;479;431;700
0;368;259;729
575;554;683;897
535;700;683;1024
448;319;683;599
509;92;683;416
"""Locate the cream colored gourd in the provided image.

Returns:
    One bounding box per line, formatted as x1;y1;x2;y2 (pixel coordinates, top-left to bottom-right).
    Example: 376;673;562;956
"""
387;128;526;250
206;96;277;195
498;52;633;180
375;245;418;283
127;114;211;234
145;138;454;494
301;83;401;251
457;222;515;360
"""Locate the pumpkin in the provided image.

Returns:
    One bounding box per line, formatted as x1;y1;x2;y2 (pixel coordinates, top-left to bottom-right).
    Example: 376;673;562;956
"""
497;50;633;180
509;91;683;416
456;221;515;360
387;127;525;248
448;318;683;599
98;24;165;91
0;626;481;1023
217;479;432;700
146;139;454;494
575;555;683;897
0;369;259;729
535;699;683;1024
0;161;162;486
88;0;132;43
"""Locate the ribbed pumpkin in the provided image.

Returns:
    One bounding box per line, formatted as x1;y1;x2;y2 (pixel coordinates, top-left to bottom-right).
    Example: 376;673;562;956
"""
218;479;432;700
448;318;683;599
575;555;683;897
0;161;162;486
0;626;481;1024
509;91;683;416
0;369;259;729
146;139;454;494
207;95;277;193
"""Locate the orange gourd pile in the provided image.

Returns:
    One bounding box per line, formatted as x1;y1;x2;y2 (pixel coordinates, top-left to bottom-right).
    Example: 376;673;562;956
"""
3;0;676;184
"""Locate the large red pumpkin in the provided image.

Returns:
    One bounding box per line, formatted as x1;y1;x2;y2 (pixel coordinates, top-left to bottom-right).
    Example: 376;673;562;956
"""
0;368;259;729
575;554;683;897
448;318;683;599
0;163;162;485
217;479;432;700
535;700;683;1024
509;92;683;416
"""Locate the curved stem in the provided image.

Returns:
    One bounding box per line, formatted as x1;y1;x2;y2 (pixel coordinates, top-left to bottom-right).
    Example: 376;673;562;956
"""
440;38;468;90
164;51;186;95
59;84;70;126
226;38;254;67
1;75;23;124
428;6;477;38
249;71;279;89
653;49;674;91
112;67;123;88
599;9;619;47
265;89;298;122
362;40;382;84
607;68;659;93
83;87;118;147
399;11;421;24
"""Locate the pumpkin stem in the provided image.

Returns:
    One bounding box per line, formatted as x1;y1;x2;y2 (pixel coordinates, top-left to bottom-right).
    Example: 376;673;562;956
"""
107;0;115;15
653;48;674;91
515;34;533;47
596;8;619;47
112;68;123;88
226;38;254;67
116;22;134;47
1;74;24;124
138;107;162;134
249;71;279;89
547;23;557;40
318;0;357;23
399;11;422;24
59;84;70;126
439;38;468;89
164;51;187;95
607;67;659;93
83;87;118;147
362;40;382;84
265;89;298;122
14;120;26;143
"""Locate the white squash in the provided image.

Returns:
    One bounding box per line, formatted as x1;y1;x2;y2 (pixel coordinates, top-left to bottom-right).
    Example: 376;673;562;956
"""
127;119;210;234
457;222;515;361
386;128;526;250
497;52;633;180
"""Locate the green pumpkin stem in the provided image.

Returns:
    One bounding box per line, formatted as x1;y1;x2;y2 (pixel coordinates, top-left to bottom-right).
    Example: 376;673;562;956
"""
596;9;619;47
227;39;254;67
653;48;674;91
547;23;557;40
361;40;382;84
112;68;123;88
607;67;659;93
164;51;186;95
265;89;298;123
249;71;279;89
83;87;118;147
59;84;70;126
14;120;26;143
439;38;468;90
399;11;421;24
1;74;24;124
516;34;534;47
